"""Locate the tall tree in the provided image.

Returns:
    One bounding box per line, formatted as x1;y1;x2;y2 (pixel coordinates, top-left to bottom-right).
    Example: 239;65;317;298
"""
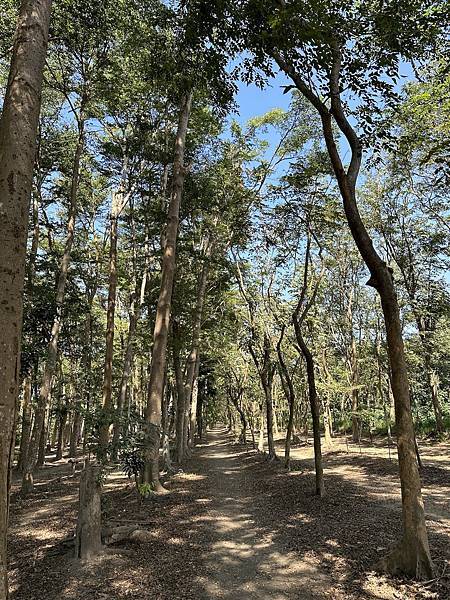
0;0;52;596
143;90;193;490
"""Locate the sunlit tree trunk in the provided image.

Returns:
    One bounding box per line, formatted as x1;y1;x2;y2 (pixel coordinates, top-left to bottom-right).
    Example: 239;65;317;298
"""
0;0;52;594
17;376;32;473
276;325;296;469
293;322;325;497
273;45;433;578
143;91;192;491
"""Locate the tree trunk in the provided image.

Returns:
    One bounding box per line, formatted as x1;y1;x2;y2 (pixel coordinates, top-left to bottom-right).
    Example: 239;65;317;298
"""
69;404;81;458
258;406;265;452
75;464;103;560
262;379;276;459
316;55;432;575
276;325;296;469
56;410;67;460
422;350;444;433
294;325;324;497
111;265;147;459
184;238;213;448
229;391;247;444
273;48;433;576
162;383;173;471
99;192;121;457
350;336;360;443
0;1;52;594
323;396;333;448
22;110;86;493
143;91;192;491
189;358;201;446
17;376;33;472
173;330;186;464
196;381;204;440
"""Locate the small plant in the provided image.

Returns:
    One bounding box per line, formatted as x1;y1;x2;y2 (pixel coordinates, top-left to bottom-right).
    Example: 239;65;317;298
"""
121;450;145;481
137;482;154;498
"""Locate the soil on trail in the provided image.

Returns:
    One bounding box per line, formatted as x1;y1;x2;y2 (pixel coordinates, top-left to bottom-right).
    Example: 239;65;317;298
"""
8;427;450;600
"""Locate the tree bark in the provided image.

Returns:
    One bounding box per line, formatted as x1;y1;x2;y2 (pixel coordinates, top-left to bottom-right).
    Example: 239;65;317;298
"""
17;376;33;472
276;325;296;468
111;294;137;459
294;322;325;497
0;1;52;594
173;326;186;464
184;245;212;448
189;357;201;446
56;408;67;460
272;46;433;577
143;91;192;491
228;388;247;444
99;191;121;457
75;464;103;560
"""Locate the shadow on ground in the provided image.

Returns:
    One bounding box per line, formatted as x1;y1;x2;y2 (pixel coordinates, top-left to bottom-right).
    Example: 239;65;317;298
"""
8;427;449;600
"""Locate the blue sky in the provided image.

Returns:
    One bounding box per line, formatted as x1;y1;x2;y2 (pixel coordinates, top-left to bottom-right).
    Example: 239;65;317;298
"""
234;71;291;125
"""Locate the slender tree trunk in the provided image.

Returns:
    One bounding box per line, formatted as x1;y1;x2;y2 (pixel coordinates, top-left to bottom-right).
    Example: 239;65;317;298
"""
143;91;192;491
323;396;333;448
262;378;276;459
349;336;360;443
320;349;334;446
294;324;324;497
69;404;81;458
0;1;52;593
323;62;432;575
111;302;136;459
189;358;201;446
276;325;296;469
173;330;186;464
162;383;173;471
99;192;121;457
22;111;86;493
56;410;67;460
422;350;444;433
258;406;265;452
196;381;204;440
229;391;247;443
184;237;213;448
17;376;33;472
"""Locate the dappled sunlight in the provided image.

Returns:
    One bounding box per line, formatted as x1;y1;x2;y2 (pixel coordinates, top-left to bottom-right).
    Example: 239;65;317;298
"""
7;427;449;600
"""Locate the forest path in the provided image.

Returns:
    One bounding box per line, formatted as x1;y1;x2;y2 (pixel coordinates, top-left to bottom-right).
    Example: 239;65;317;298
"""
8;428;448;599
189;426;332;599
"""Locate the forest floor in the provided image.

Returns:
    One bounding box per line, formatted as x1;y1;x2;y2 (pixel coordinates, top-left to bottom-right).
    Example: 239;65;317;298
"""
8;427;449;600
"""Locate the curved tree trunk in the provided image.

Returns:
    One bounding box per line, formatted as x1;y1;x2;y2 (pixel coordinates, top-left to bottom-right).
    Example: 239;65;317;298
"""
273;45;433;578
229;390;247;444
262;378;276;459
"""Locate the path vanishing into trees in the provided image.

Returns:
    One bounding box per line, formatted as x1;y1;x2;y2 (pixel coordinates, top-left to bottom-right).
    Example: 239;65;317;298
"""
8;427;449;600
186;427;332;599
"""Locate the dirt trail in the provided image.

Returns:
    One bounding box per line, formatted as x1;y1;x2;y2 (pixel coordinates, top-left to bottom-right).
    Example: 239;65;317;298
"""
8;427;449;599
191;427;332;599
